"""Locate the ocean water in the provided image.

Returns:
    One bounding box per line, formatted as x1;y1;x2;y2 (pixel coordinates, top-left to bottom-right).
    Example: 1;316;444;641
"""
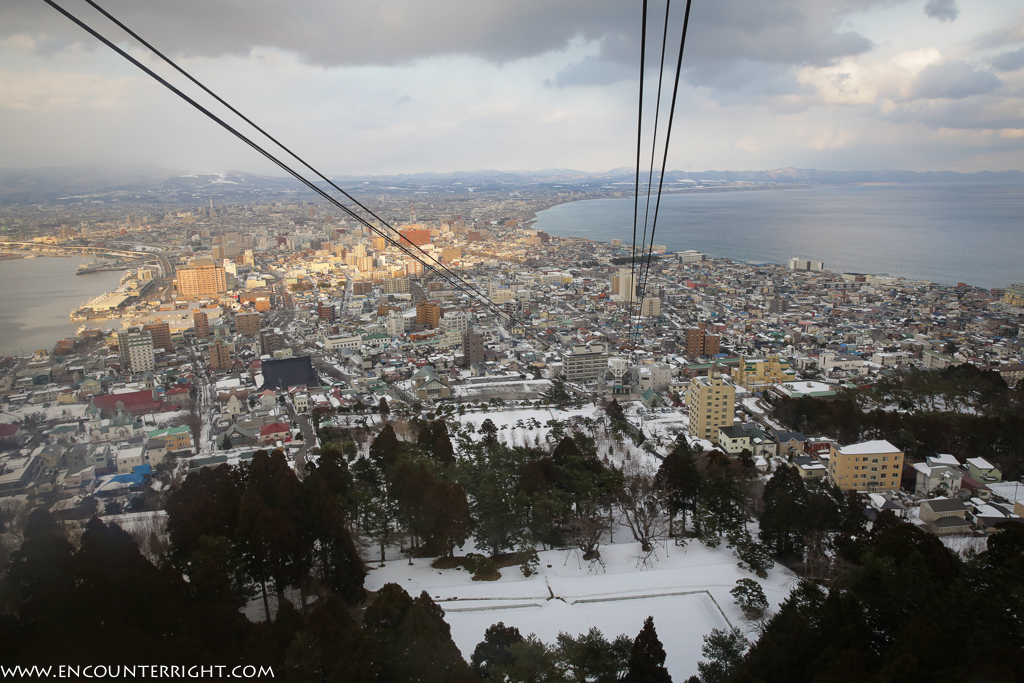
532;183;1024;290
0;256;124;356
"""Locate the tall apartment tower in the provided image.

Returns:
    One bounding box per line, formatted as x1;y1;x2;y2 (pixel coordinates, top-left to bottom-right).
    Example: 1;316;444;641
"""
235;311;262;337
209;338;233;371
117;327;155;373
416;300;442;329
828;440;904;492
260;328;287;356
193;310;210;339
462;327;486;366
640;297;661;317
176;258;227;298
685;322;720;357
142;321;172;352
610;268;638;301
686;369;736;442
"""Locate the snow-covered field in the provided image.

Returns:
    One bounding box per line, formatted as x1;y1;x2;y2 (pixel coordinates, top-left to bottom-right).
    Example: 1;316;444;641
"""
452;404;665;469
0;403;88;423
365;539;796;681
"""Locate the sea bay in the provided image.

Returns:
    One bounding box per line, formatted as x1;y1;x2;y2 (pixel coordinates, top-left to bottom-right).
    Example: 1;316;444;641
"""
0;256;125;356
531;183;1024;290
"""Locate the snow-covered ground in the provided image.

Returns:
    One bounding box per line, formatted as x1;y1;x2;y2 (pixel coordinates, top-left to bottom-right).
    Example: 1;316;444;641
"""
0;403;88;423
365;539;796;681
453;379;552;399
452;404;664;469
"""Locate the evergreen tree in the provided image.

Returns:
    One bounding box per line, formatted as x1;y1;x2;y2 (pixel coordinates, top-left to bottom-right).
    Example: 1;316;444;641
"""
694;452;744;546
656;439;701;535
471;622;525;678
759;465;809;559
379;397;390;421
697;627;747;683
6;509;77;633
624;616;672;683
365;584;477;682
303;475;366;605
424;481;472;557
369;423;402;471
730;578;769;619
431;419;456;467
556;627;632;683
479;418;499;446
466;450;528;556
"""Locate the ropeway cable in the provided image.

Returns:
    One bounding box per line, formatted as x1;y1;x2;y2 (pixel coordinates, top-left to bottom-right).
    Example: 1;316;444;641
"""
633;0;693;351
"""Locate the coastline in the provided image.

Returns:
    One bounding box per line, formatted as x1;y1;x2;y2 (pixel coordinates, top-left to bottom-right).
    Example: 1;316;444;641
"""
0;257;125;357
527;183;1024;290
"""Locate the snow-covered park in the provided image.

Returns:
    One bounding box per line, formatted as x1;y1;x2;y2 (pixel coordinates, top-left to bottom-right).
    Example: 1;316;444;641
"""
365;538;795;681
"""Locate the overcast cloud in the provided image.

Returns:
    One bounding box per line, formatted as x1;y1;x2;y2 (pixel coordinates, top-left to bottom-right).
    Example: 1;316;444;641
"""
1;0;1021;174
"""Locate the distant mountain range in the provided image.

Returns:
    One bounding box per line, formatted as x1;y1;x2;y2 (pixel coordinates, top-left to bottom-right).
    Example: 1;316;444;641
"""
0;163;1020;204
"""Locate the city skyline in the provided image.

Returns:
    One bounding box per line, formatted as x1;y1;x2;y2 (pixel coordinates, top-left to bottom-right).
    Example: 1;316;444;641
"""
2;0;1023;175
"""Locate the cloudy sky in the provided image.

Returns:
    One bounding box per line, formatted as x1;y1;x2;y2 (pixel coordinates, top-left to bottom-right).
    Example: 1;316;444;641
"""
2;0;1022;175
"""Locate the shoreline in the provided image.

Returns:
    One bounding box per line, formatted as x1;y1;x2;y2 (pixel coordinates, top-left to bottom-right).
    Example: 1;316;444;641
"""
525;185;1020;291
0;257;125;358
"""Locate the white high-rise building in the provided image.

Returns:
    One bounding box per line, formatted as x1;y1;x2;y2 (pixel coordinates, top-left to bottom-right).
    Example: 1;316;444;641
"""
117;327;155;373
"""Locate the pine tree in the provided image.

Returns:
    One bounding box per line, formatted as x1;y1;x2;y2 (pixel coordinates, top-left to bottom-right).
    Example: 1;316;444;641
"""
759;465;809;559
369;423;402;471
697;627;747;683
731;578;769;619
471;622;525;678
424;481;472;558
479;418;499;446
624;616;673;682
431;419;456;467
656;439;701;535
365;584;476;682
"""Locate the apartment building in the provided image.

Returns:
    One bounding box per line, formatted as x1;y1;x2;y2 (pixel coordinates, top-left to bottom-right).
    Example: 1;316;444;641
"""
828;439;903;492
176;258;227;298
686;370;736;441
562;343;608;387
117;327;154;373
235;311;262;337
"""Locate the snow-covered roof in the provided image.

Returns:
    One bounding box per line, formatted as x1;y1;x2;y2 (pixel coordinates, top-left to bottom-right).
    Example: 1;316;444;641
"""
838;439;901;455
966;457;994;470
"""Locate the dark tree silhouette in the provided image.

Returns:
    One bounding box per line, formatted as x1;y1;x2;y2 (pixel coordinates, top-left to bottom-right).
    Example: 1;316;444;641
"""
656;439;701;535
624;616;672;682
471;622;524;678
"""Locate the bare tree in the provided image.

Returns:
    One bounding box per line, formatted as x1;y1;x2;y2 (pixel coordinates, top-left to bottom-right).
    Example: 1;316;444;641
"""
566;504;606;562
617;460;668;553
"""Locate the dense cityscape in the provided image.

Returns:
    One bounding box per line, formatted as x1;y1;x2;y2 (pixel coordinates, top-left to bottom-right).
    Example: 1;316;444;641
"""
0;176;1022;680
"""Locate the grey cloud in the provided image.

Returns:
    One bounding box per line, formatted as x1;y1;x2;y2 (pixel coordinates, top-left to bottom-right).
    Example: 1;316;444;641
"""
886;95;1024;130
547;33;638;88
684;1;878;68
924;0;959;22
10;0;888;74
912;60;1001;99
972;20;1024;50
542;0;889;95
5;0;632;66
991;48;1024;72
686;60;810;97
547;55;636;88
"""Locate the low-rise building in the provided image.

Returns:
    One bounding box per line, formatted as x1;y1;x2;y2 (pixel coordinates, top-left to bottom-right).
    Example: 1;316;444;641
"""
919;498;972;535
828;439;903;492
